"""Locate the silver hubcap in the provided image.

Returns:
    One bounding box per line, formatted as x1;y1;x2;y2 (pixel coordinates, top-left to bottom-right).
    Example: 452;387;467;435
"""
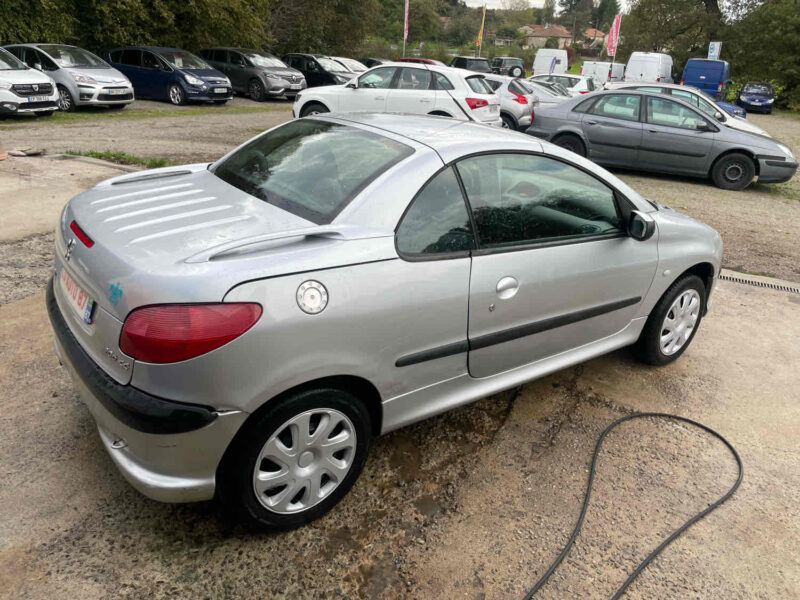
169;86;182;104
660;289;701;355
724;161;745;182
58;88;71;111
252;408;356;514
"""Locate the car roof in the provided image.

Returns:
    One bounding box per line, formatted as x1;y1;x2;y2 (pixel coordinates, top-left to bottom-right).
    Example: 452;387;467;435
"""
110;46;189;53
453;55;489;60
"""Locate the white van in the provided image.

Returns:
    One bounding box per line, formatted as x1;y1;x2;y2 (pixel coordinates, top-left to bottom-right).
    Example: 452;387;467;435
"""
580;61;624;86
532;49;568;77
624;52;673;83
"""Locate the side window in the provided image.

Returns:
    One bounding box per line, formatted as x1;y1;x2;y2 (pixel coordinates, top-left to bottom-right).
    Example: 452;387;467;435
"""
634;86;662;93
6;47;23;60
109;49;122;63
396;167;475;257
456;154;623;248
398;67;431;90
120;49;141;67
434;73;454;90
36;50;58;71
141;51;157;69
358;67;396;89
588;94;641;122
572;96;596;113
646;97;705;130
670;89;700;107
485;79;501;91
215;49;229;63
231;52;247;67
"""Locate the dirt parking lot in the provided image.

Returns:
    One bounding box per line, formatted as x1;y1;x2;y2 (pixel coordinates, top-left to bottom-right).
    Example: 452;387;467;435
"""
1;104;799;599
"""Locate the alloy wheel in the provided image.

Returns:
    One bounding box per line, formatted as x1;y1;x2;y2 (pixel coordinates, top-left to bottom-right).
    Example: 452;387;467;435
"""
660;289;701;355
249;80;264;100
57;86;73;112
169;85;184;105
252;408;356;514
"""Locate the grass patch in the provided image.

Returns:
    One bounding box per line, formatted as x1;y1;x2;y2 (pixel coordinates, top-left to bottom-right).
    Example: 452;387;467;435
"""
65;149;174;169
0;103;289;127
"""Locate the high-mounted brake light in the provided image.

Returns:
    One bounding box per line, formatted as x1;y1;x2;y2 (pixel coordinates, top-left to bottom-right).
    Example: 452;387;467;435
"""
465;97;488;110
512;92;528;105
120;303;262;363
579;90;589;94
69;220;94;248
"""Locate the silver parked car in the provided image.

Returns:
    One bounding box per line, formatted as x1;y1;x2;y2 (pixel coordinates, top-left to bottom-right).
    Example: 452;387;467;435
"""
483;73;537;130
526;90;797;190
4;43;133;112
49;113;722;530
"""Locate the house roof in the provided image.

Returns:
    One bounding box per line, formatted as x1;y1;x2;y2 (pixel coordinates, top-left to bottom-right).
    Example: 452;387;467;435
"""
584;28;606;38
519;24;572;38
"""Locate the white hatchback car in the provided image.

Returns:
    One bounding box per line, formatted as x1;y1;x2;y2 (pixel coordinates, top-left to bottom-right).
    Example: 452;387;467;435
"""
292;62;502;127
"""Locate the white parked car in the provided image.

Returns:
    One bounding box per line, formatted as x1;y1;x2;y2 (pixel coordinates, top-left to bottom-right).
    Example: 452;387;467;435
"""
483;73;537;130
531;73;597;96
292;62;502;127
0;47;59;117
624;52;673;83
581;61;625;86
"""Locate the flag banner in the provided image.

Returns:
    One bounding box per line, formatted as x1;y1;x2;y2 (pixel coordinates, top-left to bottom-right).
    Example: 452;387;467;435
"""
476;5;486;47
607;14;621;57
404;0;410;42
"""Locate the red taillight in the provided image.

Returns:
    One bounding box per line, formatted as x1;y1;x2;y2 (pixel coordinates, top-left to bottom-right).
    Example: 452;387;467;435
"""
120;303;262;363
579;90;589;94
681;77;685;85
608;68;612;79
656;77;661;82
717;82;723;93
465;97;488;109
69;220;94;248
580;66;583;75
512;92;527;105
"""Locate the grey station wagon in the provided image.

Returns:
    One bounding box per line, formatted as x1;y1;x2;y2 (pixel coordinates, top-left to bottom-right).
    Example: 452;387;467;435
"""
526;90;797;190
48;114;722;530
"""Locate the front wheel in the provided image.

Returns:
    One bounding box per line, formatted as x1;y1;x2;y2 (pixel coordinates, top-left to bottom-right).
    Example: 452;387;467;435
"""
300;102;329;117
168;84;185;106
217;388;372;531
711;152;755;191
248;78;266;102
632;274;706;366
57;84;75;112
553;133;586;157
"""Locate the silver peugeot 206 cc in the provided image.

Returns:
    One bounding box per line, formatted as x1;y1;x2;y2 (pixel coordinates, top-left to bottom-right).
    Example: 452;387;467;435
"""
48;113;722;530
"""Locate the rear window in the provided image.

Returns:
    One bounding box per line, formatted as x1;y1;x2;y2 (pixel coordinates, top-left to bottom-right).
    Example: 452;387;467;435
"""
212;120;414;224
467;59;491;72
466;76;494;94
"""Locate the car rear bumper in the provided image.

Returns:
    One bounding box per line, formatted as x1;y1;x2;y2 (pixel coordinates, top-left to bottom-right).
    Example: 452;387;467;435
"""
757;157;798;183
46;277;248;502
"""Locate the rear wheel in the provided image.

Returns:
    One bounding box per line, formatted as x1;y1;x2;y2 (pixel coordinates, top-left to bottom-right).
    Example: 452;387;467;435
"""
632;274;706;366
711;152;755;191
510;66;523;77
217;388;372;531
300;102;329;117
168;84;185;106
553;133;586;157
57;85;75;112
500;113;516;130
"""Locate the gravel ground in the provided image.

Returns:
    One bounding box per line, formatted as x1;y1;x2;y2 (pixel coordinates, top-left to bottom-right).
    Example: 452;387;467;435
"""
1;105;799;600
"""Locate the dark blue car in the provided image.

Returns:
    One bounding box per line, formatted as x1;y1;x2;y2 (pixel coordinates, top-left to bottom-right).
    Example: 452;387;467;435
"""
681;58;731;100
737;81;775;114
107;46;232;105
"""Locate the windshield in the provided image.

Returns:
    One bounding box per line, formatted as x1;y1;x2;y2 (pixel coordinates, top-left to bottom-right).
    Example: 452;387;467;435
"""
212;120;413;224
317;57;345;72
37;44;108;68
159;50;209;70
742;83;772;94
335;57;367;72
244;52;286;68
0;48;26;70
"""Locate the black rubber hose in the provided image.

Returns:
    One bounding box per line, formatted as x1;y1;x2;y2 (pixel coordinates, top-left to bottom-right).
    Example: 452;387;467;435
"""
523;412;743;600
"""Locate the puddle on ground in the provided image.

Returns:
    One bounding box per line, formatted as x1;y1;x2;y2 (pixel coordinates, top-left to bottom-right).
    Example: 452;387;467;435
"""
414;495;443;518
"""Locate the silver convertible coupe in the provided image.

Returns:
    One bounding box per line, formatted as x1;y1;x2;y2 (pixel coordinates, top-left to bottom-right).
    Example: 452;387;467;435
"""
48;114;722;530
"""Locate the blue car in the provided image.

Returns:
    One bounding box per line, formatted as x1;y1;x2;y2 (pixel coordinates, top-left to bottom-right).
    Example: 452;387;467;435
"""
737;81;775;114
107;46;232;105
681;58;731;100
717;100;746;119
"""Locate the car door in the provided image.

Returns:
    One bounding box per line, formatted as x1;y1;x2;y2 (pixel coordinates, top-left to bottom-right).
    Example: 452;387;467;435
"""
117;49;143;93
347;66;396;112
457;153;658;378
639;96;716;175
228;51;249;92
385;67;435;115
581;93;643;165
141;51;170;99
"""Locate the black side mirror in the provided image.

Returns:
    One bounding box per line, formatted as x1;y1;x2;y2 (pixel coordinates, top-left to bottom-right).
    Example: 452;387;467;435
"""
696;121;715;132
628;210;656;241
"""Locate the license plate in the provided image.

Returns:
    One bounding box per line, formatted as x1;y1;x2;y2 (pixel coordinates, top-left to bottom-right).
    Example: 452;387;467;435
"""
751;100;762;105
290;84;301;90
489;104;499;112
105;88;127;95
213;87;227;94
59;268;95;324
27;95;49;103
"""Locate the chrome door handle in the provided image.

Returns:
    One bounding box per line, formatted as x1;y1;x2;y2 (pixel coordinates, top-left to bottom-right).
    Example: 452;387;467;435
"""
375;96;385;101
586;120;598;125
496;276;519;299
647;128;658;133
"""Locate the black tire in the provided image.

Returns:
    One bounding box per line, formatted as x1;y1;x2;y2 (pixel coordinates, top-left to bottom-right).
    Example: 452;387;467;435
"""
300;102;329;117
510;66;523;77
248;78;266;102
632;274;706;366
217;387;373;531
711;152;755;191
34;110;54;117
553;133;586;157
168;84;186;106
500;113;516;130
56;84;75;112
